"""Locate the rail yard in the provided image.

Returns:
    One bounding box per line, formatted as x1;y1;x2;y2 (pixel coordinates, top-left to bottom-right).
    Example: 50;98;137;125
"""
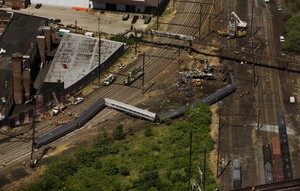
1;0;300;190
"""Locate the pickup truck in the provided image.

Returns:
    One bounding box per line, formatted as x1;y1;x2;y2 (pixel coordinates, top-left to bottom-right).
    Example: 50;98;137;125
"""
103;74;116;86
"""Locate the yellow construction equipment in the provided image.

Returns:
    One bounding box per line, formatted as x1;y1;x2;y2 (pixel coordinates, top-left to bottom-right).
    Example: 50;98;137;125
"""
192;78;202;86
236;30;246;38
217;28;229;37
217;28;246;38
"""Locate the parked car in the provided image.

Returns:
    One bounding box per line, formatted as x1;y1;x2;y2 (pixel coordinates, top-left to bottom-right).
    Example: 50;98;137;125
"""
122;14;129;21
54;19;61;23
280;36;285;42
119;63;125;70
264;0;270;3
72;97;84;105
48;19;54;24
290;96;295;104
103;74;116;86
35;3;42;9
278;5;283;11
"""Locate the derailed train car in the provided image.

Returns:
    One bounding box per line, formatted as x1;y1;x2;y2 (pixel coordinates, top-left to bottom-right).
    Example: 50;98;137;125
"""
158;83;236;121
104;98;157;122
34;99;106;149
34;83;236;149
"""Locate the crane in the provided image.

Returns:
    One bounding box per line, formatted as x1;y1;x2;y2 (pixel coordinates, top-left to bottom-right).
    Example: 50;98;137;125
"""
231;12;247;28
51;92;66;115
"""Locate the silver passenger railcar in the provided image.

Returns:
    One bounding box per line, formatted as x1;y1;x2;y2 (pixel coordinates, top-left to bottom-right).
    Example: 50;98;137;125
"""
104;98;157;122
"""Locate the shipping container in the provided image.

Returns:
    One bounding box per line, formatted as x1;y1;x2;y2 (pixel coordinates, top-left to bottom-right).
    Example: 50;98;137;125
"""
273;157;284;182
272;136;281;157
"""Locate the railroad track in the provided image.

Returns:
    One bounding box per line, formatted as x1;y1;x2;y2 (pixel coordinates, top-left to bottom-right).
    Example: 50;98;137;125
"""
0;0;215;174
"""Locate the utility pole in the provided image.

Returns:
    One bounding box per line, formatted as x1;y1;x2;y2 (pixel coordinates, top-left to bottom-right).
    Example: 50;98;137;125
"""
208;16;211;34
203;147;207;191
30;109;36;168
250;0;256;87
199;4;203;40
178;48;181;64
187;129;193;191
98;18;101;86
75;20;77;34
156;0;159;30
142;52;145;93
173;0;175;11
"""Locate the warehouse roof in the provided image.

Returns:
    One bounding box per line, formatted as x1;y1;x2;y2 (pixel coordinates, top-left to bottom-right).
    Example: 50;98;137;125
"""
0;10;47;70
44;33;124;89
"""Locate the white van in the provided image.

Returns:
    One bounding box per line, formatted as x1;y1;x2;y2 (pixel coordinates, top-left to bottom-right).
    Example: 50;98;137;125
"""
290;96;295;104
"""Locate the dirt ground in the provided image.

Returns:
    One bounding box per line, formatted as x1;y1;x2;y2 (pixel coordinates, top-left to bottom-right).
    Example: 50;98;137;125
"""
0;42;230;191
3;0;299;190
0;1;233;190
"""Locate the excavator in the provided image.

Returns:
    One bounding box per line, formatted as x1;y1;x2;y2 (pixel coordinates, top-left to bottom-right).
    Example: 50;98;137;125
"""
230;12;247;28
218;12;247;38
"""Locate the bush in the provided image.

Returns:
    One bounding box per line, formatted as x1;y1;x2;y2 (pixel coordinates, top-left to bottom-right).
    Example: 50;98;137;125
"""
113;124;126;140
119;166;130;176
144;126;153;137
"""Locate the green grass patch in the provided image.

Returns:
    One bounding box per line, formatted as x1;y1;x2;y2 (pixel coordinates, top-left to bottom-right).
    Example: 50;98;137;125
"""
26;104;217;191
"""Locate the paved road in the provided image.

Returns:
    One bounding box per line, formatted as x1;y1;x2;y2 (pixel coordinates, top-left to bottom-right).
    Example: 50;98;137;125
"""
0;5;148;34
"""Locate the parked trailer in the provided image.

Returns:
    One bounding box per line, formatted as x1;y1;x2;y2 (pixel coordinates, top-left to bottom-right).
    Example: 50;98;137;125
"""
34;99;106;149
273;157;284;182
264;162;274;184
271;136;281;158
104;98;157;122
232;159;242;189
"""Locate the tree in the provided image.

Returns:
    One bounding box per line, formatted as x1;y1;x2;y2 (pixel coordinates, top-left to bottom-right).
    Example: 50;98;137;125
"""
133;170;163;190
94;132;113;147
119;166;130;176
113;124;126;140
46;155;78;181
144;126;153;137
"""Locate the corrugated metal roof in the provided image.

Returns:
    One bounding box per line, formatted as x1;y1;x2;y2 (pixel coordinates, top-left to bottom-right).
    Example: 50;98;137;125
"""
0;10;47;70
44;33;123;89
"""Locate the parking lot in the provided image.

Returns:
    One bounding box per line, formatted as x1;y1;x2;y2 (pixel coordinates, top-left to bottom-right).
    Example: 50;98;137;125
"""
0;5;149;35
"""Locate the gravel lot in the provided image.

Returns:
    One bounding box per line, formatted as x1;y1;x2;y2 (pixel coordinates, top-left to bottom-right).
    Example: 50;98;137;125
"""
0;5;149;35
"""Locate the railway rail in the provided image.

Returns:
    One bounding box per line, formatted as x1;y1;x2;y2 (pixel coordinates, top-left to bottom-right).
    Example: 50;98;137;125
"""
0;0;216;175
231;178;300;191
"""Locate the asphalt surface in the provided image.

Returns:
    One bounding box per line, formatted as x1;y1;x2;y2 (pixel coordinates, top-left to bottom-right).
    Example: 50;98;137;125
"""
0;5;148;34
1;0;300;190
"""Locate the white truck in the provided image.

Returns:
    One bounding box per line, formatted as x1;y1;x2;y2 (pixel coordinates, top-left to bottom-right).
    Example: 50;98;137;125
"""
103;74;116;86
